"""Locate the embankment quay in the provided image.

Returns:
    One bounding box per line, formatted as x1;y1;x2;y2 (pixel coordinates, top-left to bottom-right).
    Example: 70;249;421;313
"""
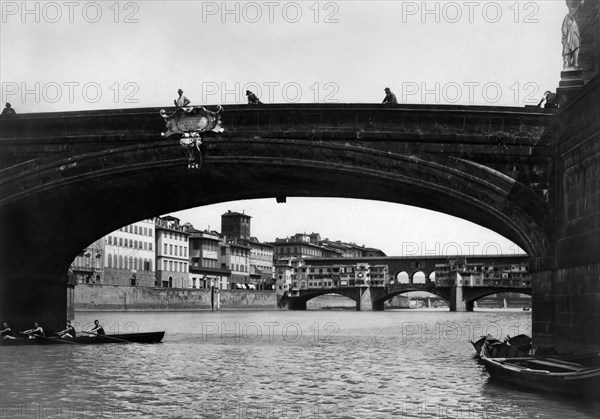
74;285;276;311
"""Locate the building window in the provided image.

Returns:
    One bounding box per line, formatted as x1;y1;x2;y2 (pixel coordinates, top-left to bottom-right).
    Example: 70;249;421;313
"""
149;243;153;251
164;244;168;254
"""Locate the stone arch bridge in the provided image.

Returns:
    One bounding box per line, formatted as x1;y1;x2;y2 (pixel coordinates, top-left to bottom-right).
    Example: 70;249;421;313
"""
284;282;532;312
0;87;598;354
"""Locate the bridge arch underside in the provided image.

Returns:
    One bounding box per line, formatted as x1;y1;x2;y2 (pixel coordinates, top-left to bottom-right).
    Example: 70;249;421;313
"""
0;137;551;329
373;289;449;308
290;290;360;310
466;288;533;304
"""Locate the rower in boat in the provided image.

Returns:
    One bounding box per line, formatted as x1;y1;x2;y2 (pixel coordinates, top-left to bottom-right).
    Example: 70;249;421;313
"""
1;322;16;339
84;320;105;336
56;321;76;339
21;322;45;339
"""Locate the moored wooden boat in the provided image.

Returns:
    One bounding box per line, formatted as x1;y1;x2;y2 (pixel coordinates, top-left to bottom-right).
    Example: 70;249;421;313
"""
470;335;500;355
0;331;165;346
480;354;600;398
470;334;531;358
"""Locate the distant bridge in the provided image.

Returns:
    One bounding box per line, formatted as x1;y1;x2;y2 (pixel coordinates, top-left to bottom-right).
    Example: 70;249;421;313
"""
284;281;532;311
301;254;529;281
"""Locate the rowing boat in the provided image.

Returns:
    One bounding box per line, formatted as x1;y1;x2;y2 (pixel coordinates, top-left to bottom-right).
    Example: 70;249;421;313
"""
480;353;600;398
0;331;165;346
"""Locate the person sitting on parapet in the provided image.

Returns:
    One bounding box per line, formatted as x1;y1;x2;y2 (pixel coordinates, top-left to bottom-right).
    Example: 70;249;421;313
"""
382;87;398;105
21;322;45;339
174;89;191;108
57;320;77;339
84;319;105;336
537;91;558;109
0;322;16;339
246;90;263;105
1;103;16;116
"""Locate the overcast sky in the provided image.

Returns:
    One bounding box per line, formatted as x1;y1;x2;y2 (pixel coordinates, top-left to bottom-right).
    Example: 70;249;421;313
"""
1;1;567;255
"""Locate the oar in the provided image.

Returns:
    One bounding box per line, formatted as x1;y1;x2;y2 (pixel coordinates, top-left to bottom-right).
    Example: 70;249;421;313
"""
82;331;131;344
19;332;77;345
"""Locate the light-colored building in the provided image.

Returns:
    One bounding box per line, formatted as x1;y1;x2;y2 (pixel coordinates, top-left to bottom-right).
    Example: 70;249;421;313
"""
103;219;156;286
221;241;250;289
370;265;389;287
289;262;386;295
272;235;342;259
271;233;386;261
435;258;530;287
276;257;304;297
155;216;190;288
188;228;230;290
70;238;105;284
220;210;274;289
339;263;371;287
243;238;274;289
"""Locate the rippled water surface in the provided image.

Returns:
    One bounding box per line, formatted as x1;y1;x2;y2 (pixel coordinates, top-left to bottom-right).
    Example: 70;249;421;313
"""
1;310;598;418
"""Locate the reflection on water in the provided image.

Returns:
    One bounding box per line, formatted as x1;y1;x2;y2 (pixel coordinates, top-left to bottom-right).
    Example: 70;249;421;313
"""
1;310;598;418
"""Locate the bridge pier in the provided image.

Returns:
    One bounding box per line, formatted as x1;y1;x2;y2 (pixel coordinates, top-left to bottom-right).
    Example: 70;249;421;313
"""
448;285;473;312
357;288;373;311
288;299;307;310
371;300;385;311
0;271;67;334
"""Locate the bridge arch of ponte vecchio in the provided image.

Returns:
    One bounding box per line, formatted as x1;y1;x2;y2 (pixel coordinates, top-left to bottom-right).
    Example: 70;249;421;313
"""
1;0;599;353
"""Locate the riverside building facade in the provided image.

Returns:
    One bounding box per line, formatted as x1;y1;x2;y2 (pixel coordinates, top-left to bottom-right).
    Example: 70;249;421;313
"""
221;210;275;289
70;238;105;284
103;219;156;286
188;228;231;290
155;216;190;288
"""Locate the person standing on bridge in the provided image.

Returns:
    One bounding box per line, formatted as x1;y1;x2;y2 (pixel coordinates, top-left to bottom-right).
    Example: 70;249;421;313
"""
382;88;398;105
1;103;16;116
174;89;191;108
246;90;263;105
537;91;558;109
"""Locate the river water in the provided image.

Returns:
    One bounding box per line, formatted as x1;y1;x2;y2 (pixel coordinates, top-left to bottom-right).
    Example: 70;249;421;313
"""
1;309;598;418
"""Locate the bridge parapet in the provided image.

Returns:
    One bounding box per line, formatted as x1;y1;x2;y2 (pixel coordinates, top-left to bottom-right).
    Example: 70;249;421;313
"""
0;104;555;168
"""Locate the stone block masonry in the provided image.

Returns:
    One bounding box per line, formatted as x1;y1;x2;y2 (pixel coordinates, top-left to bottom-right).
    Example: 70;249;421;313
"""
74;284;277;311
